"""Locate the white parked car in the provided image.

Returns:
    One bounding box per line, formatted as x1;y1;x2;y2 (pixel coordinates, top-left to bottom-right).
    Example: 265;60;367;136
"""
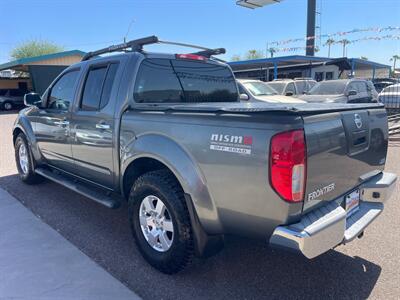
237;79;306;104
263;78;317;97
379;83;400;109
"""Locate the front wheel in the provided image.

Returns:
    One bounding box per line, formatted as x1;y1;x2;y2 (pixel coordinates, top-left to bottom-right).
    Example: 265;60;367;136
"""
128;170;194;274
14;133;43;184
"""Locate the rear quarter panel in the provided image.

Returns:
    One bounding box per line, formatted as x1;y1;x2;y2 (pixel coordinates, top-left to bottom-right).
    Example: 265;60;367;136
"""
120;111;304;238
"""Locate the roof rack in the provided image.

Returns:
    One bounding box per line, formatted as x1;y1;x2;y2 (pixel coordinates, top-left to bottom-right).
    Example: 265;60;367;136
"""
81;35;226;61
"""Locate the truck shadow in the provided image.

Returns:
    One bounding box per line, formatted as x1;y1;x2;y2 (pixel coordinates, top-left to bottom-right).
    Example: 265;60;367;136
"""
0;174;381;300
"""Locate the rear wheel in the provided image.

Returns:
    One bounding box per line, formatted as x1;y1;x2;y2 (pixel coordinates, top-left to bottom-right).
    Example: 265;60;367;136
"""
14;133;43;184
128;170;194;274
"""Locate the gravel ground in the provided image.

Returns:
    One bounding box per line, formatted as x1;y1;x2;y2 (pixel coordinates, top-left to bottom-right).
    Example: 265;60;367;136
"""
1;110;399;299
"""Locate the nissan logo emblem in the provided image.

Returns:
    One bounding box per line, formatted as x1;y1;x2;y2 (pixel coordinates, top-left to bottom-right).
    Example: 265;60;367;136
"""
354;114;362;129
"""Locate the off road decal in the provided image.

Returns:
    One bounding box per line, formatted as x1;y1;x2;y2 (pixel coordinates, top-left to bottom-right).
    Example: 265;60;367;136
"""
209;134;252;155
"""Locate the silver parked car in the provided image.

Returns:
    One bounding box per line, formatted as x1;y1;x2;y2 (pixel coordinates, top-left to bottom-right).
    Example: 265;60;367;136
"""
237;79;306;103
300;79;378;103
379;83;400;110
0;89;25;111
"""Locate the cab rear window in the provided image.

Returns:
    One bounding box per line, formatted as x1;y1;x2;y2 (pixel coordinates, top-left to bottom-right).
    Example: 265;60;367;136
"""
134;58;238;103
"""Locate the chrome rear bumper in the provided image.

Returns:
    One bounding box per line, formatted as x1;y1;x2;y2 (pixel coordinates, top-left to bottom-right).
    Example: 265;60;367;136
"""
269;172;397;259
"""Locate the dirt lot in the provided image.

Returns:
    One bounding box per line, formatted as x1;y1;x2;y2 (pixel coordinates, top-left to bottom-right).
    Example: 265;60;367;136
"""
1;110;399;299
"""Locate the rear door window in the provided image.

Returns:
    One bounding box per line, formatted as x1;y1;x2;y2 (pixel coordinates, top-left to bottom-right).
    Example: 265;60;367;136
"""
134;58;237;103
81;66;108;110
80;63;119;111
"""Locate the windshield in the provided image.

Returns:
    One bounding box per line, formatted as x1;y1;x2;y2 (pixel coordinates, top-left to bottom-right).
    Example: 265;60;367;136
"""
264;82;285;94
243;82;277;96
308;81;347;95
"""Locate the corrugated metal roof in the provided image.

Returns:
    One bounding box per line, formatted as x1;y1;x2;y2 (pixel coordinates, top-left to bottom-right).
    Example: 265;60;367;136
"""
0;50;86;71
229;55;391;70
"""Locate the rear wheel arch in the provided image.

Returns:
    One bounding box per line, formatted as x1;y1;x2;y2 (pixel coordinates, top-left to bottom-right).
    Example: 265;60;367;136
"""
122;157;179;200
123;157;224;259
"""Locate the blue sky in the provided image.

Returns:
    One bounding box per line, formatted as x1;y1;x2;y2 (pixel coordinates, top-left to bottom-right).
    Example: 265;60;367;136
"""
0;0;399;66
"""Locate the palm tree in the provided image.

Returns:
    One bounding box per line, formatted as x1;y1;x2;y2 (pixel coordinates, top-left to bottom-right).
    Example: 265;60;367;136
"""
267;47;276;58
245;49;264;60
339;39;350;57
390;55;400;73
324;38;335;58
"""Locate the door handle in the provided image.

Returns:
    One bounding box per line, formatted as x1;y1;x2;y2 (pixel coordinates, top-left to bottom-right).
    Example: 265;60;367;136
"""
96;123;110;130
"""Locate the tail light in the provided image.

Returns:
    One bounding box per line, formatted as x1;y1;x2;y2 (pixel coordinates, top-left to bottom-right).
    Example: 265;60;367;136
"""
175;54;207;61
270;129;306;202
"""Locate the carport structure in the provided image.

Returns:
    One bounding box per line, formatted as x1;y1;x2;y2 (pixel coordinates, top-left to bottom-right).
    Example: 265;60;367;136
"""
0;50;85;94
229;55;390;81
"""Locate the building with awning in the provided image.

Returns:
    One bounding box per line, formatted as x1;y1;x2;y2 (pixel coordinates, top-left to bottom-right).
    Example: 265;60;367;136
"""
0;50;85;94
229;55;391;82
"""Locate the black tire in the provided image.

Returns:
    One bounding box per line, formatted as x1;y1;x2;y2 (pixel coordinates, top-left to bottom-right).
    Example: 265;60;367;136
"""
14;133;43;184
2;101;13;111
128;169;194;274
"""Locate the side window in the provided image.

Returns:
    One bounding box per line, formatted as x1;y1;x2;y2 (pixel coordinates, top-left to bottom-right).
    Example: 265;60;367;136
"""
134;59;183;103
325;72;334;80
100;64;119;109
294;81;306;94
238;84;247;95
81;63;119;111
347;83;357;93
356;82;367;93
134;58;238;103
48;70;80;110
285;83;296;95
81;66;107;111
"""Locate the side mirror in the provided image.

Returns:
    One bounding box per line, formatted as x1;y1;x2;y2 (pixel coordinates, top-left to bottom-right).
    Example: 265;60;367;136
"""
239;93;249;101
347;90;357;96
285;91;294;96
24;93;42;107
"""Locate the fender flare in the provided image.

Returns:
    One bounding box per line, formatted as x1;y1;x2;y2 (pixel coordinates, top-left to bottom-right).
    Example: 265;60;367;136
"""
120;133;223;234
13;115;42;163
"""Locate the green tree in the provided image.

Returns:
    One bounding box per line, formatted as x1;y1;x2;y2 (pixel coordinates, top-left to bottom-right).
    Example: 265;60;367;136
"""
360;56;368;60
245;49;264;60
11;39;64;60
231;54;241;61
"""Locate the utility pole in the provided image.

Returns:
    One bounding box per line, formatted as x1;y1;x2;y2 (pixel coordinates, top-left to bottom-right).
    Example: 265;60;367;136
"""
306;0;316;56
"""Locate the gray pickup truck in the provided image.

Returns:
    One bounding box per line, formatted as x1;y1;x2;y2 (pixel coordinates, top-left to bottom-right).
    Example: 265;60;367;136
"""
13;36;397;274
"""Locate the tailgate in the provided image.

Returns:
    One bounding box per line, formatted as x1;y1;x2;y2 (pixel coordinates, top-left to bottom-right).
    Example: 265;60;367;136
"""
302;107;388;212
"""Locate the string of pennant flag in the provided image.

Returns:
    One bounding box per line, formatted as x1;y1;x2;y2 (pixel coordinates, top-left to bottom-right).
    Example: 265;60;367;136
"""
270;34;400;53
270;26;400;46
